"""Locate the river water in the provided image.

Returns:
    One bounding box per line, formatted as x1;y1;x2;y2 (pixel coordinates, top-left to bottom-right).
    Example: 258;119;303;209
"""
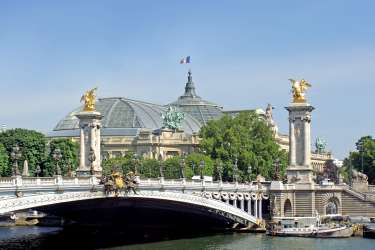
0;227;374;250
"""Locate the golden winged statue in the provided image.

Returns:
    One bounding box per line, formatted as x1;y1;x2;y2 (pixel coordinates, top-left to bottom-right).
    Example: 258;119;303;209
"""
80;87;97;111
288;78;311;103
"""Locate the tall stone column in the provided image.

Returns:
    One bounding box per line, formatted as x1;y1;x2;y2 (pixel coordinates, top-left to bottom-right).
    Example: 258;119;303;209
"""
79;126;85;168
285;103;314;183
75;111;103;177
289;120;296;166
248;199;252;215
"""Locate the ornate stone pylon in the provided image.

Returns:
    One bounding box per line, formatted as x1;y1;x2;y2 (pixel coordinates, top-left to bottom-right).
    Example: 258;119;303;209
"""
75;88;103;177
286;79;314;183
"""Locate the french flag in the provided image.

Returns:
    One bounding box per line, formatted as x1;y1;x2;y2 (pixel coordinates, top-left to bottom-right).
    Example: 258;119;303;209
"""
180;56;191;64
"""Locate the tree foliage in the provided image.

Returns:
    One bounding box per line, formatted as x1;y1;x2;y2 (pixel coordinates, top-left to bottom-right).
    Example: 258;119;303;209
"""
102;153;135;176
44;139;79;176
0;129;80;177
185;153;213;178
0;143;10;176
343;136;375;184
0;129;47;176
101;152;214;180
199;111;288;181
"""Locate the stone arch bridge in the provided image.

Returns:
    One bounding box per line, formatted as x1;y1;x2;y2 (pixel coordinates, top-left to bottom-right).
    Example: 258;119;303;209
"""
0;176;270;228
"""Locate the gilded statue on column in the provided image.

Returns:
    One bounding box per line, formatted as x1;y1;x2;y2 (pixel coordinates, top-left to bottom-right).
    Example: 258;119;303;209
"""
289;79;311;103
81;87;97;112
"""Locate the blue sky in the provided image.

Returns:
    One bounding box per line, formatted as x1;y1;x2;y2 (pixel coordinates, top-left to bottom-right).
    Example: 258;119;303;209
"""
0;0;374;159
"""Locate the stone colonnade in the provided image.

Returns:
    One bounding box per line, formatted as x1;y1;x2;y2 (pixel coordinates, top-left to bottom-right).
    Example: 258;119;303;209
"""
203;191;268;219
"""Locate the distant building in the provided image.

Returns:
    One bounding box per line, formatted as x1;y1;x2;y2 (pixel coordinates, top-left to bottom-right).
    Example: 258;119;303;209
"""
48;71;332;168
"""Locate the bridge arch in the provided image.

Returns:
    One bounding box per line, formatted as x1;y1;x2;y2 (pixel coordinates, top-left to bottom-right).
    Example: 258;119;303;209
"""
0;190;258;227
284;199;293;217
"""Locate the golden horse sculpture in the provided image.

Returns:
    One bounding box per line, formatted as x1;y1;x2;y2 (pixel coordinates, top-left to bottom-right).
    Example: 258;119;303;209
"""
81;87;97;111
289;78;311;103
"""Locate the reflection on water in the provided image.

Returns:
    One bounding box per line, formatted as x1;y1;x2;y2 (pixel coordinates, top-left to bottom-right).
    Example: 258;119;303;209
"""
113;233;374;250
0;227;374;250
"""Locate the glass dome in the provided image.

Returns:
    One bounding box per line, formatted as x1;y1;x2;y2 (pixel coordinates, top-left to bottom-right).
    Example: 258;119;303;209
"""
52;97;202;136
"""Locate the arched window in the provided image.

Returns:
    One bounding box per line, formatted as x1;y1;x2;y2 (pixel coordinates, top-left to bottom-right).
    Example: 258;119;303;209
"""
326;200;338;215
284;199;293;217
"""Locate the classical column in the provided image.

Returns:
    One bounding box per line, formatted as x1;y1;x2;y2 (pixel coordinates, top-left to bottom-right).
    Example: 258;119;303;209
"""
75;111;103;177
289;120;296;166
285;104;314;183
248;200;252;215
80;126;85;168
255;199;258;218
240;199;244;211
90;124;95;151
303;117;311;166
259;197;263;219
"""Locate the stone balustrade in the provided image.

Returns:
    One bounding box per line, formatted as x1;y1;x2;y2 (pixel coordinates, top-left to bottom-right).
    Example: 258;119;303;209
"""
368;185;375;193
0;176;267;193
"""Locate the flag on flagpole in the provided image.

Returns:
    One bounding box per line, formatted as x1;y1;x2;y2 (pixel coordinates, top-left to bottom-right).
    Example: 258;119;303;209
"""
180;56;191;64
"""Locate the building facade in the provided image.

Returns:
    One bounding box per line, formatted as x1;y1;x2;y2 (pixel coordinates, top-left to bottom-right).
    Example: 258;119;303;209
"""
48;71;333;169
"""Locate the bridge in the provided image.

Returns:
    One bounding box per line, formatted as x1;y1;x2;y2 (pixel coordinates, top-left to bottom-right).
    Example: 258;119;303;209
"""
0;176;269;228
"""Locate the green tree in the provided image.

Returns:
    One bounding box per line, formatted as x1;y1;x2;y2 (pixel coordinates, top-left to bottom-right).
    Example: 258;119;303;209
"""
0;143;10;176
185;153;214;178
45;139;79;176
102;152;138;176
138;159;160;178
164;157;181;179
199;111;288;181
0;129;47;176
343;136;375;184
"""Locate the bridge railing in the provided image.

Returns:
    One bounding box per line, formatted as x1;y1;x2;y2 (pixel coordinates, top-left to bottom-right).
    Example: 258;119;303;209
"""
136;178;264;192
0;176;98;189
0;177;13;187
368;185;375;193
0;176;266;193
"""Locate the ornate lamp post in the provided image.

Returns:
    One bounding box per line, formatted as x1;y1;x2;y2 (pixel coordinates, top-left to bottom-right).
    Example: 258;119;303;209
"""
358;140;364;173
199;160;205;180
35;165;42;177
179;154;186;179
66;159;73;177
158;154;164;179
191;162;195;175
233;158;238;183
247;165;252;182
52;148;62;176
10;145;22;176
133;153;139;176
273;158;281;181
216;161;223;182
349;156;353;187
88;147;96;175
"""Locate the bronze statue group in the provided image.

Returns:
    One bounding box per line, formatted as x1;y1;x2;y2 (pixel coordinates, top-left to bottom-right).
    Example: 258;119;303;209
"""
101;169;139;197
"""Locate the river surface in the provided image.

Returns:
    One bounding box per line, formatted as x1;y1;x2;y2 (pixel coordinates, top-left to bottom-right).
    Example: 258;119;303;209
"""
0;226;374;250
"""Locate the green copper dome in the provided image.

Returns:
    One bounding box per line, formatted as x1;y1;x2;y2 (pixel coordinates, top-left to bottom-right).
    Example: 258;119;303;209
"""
52;97;202;136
